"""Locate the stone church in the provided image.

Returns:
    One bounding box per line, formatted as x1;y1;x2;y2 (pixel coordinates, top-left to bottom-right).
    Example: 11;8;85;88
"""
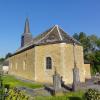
9;18;91;84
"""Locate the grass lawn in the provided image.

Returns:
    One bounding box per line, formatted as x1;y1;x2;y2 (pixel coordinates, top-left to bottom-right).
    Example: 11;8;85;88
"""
2;75;85;100
2;75;43;89
34;91;84;100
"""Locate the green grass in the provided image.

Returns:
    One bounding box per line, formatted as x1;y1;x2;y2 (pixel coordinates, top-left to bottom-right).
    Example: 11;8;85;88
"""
2;75;85;100
2;75;43;89
34;91;84;100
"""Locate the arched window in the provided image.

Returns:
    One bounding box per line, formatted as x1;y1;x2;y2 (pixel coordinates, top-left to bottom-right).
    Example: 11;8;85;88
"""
46;57;52;69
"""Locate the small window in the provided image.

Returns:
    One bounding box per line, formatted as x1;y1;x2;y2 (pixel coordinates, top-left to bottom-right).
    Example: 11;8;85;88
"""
46;57;52;69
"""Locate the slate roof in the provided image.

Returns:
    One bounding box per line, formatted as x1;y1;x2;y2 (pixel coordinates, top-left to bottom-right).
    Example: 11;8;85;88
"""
12;25;81;55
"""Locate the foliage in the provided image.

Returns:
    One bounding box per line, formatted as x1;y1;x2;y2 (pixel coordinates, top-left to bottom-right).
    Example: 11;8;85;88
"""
73;33;100;74
84;89;100;100
0;68;5;100
34;91;84;100
0;58;5;65
5;88;84;100
0;52;12;64
5;88;30;100
5;53;12;59
3;75;43;89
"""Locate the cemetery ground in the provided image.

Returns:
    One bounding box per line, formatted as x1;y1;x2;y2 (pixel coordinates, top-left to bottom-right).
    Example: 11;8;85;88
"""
3;75;43;89
2;75;85;100
2;74;100;100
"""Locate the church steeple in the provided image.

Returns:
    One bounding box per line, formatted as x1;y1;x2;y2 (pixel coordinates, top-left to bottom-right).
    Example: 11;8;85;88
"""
21;18;32;47
24;18;30;33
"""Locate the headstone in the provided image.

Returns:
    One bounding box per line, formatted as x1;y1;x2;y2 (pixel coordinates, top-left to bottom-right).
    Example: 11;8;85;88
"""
72;67;80;91
53;71;63;95
53;72;61;91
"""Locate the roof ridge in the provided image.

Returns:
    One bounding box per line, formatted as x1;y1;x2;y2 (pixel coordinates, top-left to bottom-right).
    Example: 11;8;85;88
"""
35;25;56;43
56;25;63;40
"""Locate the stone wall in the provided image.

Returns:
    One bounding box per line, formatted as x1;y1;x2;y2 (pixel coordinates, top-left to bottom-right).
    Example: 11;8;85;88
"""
34;43;62;84
84;64;91;79
60;43;85;84
9;43;87;84
34;43;85;84
9;48;35;81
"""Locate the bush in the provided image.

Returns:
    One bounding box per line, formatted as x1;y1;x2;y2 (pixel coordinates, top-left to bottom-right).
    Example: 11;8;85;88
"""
84;89;100;100
5;87;31;100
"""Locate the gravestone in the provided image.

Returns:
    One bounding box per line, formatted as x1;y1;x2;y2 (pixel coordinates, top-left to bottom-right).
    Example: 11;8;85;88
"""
53;71;63;95
53;71;61;91
72;66;80;91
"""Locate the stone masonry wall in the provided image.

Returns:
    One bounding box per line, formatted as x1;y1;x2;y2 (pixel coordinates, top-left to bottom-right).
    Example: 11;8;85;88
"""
9;43;86;84
60;43;85;84
34;43;85;84
84;64;91;79
34;43;62;84
9;48;35;81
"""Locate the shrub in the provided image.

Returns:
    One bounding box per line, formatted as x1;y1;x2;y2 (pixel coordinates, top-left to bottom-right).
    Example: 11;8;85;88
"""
5;87;31;100
84;89;100;100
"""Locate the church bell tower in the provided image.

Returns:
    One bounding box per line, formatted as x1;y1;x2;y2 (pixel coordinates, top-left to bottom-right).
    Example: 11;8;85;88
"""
21;18;32;47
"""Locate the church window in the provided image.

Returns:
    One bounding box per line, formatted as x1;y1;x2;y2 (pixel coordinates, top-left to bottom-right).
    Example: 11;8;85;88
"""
46;57;52;69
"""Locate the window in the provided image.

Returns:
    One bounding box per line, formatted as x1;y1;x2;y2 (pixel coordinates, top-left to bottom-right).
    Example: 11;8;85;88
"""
46;57;52;69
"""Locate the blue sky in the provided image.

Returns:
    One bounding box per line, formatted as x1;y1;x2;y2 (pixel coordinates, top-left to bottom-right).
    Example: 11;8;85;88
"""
0;0;100;57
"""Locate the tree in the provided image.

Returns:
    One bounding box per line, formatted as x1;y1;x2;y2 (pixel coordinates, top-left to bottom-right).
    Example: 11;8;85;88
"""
73;33;100;74
5;53;12;59
96;38;100;49
0;58;5;65
73;32;91;57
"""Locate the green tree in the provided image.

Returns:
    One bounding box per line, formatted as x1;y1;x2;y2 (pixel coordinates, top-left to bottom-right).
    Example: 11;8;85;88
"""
73;32;91;58
0;58;5;65
5;53;12;59
73;33;100;74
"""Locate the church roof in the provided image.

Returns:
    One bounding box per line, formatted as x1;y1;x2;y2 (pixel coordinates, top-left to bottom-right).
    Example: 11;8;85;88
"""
32;25;80;45
13;25;81;55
